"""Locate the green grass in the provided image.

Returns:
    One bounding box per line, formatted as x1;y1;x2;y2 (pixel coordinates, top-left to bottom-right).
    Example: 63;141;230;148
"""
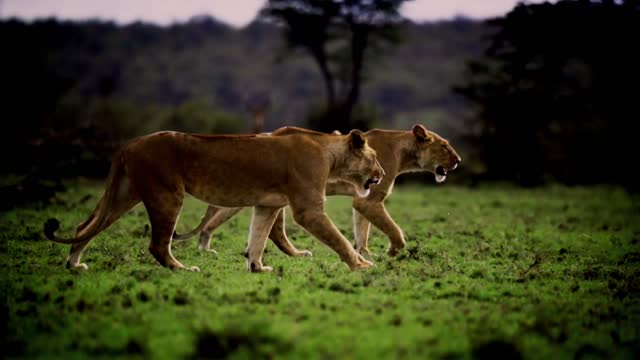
1;182;639;359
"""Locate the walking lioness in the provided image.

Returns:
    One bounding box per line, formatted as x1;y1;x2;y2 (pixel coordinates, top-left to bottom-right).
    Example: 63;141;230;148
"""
44;130;384;272
175;125;460;256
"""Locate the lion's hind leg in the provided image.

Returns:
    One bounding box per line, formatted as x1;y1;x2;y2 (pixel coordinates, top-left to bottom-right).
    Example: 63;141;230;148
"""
143;192;199;272
67;174;141;270
198;207;242;252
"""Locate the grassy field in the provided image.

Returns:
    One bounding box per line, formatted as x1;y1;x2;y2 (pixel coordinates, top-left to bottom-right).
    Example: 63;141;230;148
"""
1;181;639;359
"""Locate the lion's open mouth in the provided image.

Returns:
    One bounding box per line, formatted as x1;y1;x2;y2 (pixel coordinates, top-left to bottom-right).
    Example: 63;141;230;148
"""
355;177;381;197
364;177;382;190
435;166;447;183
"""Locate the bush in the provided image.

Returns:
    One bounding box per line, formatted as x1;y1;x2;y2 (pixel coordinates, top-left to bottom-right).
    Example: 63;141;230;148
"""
163;99;245;134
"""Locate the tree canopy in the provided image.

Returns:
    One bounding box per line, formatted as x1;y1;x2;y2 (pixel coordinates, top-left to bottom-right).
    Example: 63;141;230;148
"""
457;0;640;186
261;0;409;133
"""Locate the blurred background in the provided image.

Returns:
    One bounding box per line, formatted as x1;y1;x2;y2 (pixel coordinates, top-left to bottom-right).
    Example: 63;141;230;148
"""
1;0;638;204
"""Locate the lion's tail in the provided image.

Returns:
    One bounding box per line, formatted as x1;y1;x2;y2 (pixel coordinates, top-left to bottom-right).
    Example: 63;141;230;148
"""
172;206;217;240
172;225;202;241
44;151;127;244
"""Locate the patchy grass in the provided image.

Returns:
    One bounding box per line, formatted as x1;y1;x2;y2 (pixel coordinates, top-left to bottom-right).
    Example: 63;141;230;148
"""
1;181;639;359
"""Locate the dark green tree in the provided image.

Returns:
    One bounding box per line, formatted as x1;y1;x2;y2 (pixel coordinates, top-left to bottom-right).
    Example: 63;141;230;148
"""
456;0;640;186
261;0;340;110
261;0;408;133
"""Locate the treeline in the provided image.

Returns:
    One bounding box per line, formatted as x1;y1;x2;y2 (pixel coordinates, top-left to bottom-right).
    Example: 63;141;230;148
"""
1;16;483;142
2;0;637;188
457;0;640;187
0;14;483;181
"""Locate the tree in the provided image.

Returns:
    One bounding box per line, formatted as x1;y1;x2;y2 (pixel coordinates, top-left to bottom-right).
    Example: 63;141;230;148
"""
456;0;640;186
261;0;408;133
261;0;339;110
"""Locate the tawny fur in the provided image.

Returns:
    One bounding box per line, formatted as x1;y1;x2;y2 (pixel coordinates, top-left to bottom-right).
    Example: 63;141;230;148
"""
176;125;461;257
44;130;384;272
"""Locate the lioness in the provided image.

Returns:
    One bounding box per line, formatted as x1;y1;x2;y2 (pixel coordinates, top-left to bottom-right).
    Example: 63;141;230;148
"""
44;130;384;272
176;125;460;257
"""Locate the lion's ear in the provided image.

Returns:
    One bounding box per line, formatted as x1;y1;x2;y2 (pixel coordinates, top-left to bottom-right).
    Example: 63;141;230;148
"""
412;124;429;143
331;130;342;135
348;129;367;150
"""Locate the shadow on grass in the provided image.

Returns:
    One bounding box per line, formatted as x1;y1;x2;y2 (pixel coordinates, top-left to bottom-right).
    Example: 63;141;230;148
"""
191;326;291;359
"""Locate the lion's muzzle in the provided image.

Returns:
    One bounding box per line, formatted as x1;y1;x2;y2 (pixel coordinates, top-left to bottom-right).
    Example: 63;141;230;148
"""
364;176;382;190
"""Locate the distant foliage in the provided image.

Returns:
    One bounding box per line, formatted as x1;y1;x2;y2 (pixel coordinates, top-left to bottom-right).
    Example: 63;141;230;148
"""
164;99;244;134
0;16;484;177
457;0;640;187
261;0;409;133
306;103;381;133
0;17;481;138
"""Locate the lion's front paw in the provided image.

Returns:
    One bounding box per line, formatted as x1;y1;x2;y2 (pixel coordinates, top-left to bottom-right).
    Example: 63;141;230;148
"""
67;262;89;271
356;247;371;256
349;254;375;270
353;259;374;270
294;250;313;257
248;261;274;273
362;258;374;268
387;243;405;257
198;245;217;254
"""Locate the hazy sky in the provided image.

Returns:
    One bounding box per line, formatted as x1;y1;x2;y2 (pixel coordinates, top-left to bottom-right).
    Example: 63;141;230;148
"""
1;0;552;27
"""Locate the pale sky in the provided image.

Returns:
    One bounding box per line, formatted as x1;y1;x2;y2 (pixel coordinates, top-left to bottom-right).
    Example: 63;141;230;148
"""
1;0;553;27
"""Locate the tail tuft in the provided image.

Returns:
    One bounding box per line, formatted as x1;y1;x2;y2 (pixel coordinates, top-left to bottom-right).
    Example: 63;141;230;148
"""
44;218;60;240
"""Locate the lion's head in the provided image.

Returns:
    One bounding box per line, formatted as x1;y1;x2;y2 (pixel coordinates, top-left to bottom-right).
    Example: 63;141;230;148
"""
337;129;385;197
412;124;461;183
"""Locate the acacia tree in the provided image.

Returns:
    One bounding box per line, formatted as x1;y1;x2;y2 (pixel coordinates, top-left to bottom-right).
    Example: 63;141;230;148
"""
261;0;408;133
261;0;340;110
